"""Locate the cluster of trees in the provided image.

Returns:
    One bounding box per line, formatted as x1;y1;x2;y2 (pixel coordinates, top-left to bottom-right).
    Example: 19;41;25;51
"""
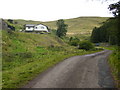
56;19;95;50
91;18;118;45
7;19;22;31
56;0;120;50
7;19;15;31
91;1;120;46
69;36;94;50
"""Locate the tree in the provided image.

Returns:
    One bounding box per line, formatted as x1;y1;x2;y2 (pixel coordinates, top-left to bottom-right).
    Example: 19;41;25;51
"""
109;1;120;46
56;19;68;37
7;19;14;24
109;1;120;17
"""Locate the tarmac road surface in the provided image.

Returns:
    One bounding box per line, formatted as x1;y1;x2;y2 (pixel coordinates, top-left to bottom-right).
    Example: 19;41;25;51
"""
23;50;115;88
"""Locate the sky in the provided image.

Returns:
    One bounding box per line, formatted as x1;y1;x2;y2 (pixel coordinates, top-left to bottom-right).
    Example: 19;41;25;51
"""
0;0;119;21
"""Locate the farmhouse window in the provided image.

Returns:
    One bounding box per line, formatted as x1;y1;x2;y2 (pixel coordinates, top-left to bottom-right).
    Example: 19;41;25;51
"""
41;26;44;29
28;26;31;29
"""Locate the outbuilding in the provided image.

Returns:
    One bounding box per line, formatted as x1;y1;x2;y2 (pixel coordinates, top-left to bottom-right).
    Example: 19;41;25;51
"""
25;24;49;33
25;24;35;32
0;18;8;30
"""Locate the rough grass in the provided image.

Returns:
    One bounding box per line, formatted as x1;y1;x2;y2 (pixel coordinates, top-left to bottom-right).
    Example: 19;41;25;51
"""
2;30;102;88
0;30;2;89
103;46;120;87
108;47;120;88
3;49;101;88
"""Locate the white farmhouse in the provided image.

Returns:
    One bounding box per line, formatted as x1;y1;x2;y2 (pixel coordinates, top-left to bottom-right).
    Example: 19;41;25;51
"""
25;24;49;33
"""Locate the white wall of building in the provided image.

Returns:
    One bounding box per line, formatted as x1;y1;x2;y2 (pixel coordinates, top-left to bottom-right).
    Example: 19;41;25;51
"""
25;26;34;31
34;24;48;32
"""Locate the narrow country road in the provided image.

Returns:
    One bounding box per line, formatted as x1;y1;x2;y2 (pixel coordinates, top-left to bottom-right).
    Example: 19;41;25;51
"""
23;50;115;88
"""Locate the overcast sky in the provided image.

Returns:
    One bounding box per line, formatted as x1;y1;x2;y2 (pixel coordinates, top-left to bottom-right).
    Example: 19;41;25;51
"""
0;0;119;21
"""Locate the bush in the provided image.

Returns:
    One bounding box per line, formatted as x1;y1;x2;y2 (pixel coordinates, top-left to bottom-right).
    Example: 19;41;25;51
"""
69;37;80;46
78;41;94;50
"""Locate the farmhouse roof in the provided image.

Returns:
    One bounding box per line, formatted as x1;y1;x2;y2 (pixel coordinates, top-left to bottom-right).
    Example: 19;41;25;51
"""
25;24;35;27
25;24;49;29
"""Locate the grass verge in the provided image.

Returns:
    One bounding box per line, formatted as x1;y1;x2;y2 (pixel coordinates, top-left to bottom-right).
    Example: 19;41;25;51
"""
103;46;120;87
108;46;120;88
2;48;101;88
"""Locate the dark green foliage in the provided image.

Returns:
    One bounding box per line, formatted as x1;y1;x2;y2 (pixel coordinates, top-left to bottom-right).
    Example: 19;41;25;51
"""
91;24;109;43
6;19;16;31
109;1;120;46
6;19;23;31
7;19;14;24
8;24;15;31
91;1;120;46
91;18;118;45
56;19;68;37
69;37;80;46
91;27;101;43
14;21;18;24
109;1;120;17
78;41;94;51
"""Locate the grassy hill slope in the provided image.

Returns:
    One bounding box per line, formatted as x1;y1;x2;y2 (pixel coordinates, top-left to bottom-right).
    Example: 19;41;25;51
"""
2;30;69;88
2;30;102;88
12;17;109;36
43;17;109;35
2;31;66;53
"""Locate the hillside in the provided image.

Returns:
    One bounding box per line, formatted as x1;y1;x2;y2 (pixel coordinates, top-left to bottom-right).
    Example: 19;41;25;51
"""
2;30;66;53
12;17;109;36
2;17;110;88
2;30;102;88
43;17;109;35
2;30;76;88
2;30;69;88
